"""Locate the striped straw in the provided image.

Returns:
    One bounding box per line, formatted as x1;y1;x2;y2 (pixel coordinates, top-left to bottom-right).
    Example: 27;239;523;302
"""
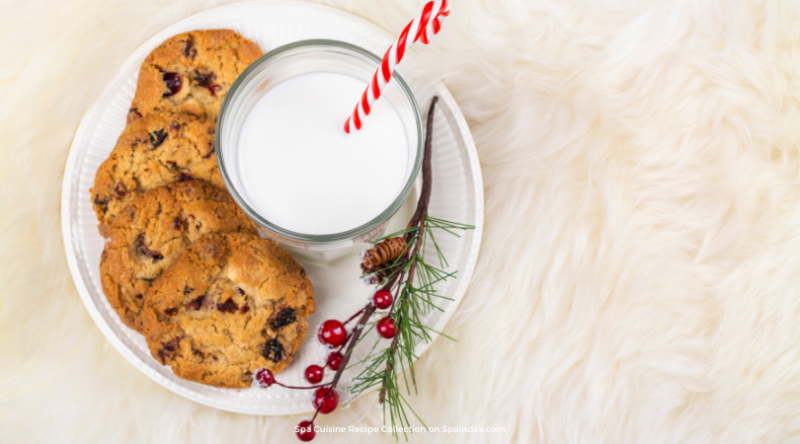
344;0;450;133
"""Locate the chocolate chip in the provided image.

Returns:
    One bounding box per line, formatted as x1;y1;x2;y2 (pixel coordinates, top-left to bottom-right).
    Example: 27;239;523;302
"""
149;129;167;149
183;39;197;60
193;70;216;88
163;337;180;352
201;141;215;159
262;338;284;363
268;308;296;330
94;194;109;211
158;336;181;363
192;70;222;96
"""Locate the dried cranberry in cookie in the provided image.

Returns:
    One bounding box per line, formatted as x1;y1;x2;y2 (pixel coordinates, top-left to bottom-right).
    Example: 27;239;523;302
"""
90;112;222;236
139;233;315;388
128;29;263;123
99;181;257;332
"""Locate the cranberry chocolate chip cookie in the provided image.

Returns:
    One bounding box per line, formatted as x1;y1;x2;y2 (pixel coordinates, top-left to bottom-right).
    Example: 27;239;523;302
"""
90;112;222;236
100;181;258;332
128;29;263;123
139;233;315;388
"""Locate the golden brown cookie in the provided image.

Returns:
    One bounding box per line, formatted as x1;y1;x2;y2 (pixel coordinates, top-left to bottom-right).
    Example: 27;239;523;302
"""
139;233;315;388
100;181;258;332
90;112;221;237
127;29;262;123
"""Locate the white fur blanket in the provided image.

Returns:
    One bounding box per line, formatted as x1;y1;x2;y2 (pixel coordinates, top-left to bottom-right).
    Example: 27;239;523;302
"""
3;0;800;442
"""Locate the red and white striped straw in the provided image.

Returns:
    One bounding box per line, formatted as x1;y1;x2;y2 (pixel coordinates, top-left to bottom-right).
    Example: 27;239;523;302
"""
344;0;450;133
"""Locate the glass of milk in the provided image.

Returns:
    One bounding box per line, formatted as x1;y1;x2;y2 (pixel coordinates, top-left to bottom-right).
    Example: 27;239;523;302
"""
217;40;422;255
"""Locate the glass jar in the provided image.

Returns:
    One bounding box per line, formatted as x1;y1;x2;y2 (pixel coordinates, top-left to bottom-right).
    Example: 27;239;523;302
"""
216;39;422;255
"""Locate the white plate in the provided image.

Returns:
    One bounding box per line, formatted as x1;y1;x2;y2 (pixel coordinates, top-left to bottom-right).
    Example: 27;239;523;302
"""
61;0;483;415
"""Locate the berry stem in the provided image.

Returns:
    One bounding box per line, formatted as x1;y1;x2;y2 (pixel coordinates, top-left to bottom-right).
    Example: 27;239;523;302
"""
330;303;377;388
276;381;331;390
343;308;365;325
322;334;351;370
310;384;340;422
308;289;382;421
311;402;323;423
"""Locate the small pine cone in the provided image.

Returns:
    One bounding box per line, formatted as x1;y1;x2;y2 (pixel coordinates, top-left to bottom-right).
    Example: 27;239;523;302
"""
361;236;406;274
366;268;392;285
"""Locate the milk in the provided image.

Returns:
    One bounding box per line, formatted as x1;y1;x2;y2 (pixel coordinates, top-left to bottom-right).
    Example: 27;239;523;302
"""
237;72;411;235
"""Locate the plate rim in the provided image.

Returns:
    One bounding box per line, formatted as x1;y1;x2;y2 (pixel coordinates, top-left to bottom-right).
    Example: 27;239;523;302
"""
61;0;484;415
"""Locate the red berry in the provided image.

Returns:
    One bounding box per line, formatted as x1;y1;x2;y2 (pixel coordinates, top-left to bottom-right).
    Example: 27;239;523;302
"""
305;365;324;384
373;289;393;310
312;388;339;414
317;320;347;347
296;420;315;441
376;317;398;339
326;352;343;371
254;368;274;387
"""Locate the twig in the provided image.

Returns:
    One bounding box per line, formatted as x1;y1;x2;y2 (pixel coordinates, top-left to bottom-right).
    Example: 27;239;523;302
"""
407;96;438;234
331;303;376;388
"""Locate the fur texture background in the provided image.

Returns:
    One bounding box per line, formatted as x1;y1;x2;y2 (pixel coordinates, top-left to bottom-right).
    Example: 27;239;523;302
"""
3;0;800;442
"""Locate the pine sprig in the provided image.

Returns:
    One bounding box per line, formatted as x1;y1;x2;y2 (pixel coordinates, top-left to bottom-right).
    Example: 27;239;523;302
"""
346;214;472;440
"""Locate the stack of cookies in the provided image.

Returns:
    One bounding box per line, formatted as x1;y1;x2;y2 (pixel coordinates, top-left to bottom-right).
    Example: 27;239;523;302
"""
90;30;315;388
